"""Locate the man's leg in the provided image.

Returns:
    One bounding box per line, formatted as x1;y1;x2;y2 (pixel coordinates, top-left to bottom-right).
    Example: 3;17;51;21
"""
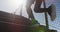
26;0;35;19
34;3;55;13
34;0;49;13
34;0;44;13
34;0;56;13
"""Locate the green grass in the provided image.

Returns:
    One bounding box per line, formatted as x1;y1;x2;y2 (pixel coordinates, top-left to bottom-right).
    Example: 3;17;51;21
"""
30;19;46;32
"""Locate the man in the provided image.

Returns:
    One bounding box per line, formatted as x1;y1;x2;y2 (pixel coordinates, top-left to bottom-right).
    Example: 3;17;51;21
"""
34;0;56;21
26;0;56;20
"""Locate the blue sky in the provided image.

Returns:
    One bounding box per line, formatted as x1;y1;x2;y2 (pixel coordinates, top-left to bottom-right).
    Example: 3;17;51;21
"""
0;0;60;32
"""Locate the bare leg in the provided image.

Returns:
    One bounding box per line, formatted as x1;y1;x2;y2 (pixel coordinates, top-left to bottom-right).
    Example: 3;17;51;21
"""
26;0;35;19
34;8;48;13
34;0;48;13
34;4;53;13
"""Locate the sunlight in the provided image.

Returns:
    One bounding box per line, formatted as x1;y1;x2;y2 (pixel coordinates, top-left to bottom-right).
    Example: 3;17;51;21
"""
10;0;27;13
11;0;26;6
10;0;28;17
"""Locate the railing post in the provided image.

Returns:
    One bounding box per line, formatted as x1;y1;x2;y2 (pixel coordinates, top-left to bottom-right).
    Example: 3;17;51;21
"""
43;0;49;32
